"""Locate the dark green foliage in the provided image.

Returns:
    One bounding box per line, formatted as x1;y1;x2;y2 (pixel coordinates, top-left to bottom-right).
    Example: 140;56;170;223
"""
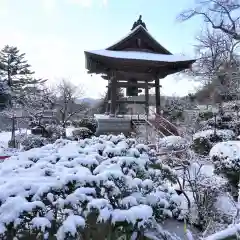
212;154;240;199
0;91;9;110
0;45;44;104
192;137;214;155
192;133;228;155
72;117;98;133
198;111;214;121
163;99;184;122
0;45;46;147
31;126;43;135
0;76;9;110
206;113;240;135
72;127;94;140
21;135;47;150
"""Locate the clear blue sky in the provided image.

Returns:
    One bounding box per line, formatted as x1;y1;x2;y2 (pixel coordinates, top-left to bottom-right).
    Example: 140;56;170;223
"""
0;0;201;98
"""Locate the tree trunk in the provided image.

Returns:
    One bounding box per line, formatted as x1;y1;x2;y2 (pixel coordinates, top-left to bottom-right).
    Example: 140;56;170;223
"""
62;123;67;138
11;117;16;148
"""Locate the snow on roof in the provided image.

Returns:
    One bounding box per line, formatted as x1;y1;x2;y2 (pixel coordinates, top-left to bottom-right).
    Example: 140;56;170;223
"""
107;25;147;48
106;25;171;54
87;49;195;63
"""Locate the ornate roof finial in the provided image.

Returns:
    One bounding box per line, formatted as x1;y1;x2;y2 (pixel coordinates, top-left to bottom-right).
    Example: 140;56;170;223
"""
131;15;147;31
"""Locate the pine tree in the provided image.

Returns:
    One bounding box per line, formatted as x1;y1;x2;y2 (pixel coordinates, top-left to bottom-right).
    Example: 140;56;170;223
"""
0;75;10;110
0;45;42;103
0;45;44;147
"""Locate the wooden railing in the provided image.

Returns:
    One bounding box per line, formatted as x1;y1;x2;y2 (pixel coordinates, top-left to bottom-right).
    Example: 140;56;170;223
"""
114;107;180;137
148;108;180;136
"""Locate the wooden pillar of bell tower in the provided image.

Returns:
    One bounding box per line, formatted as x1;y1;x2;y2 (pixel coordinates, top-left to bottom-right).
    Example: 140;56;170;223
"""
110;73;117;116
145;82;149;118
155;77;161;115
105;81;111;114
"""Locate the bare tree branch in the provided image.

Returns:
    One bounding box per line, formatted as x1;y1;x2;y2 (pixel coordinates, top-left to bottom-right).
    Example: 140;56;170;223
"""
178;0;240;40
53;79;88;128
187;26;240;86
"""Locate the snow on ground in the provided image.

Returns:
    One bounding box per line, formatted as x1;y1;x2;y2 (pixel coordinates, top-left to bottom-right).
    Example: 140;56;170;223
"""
215;194;237;217
0;127;74;152
0;129;31;154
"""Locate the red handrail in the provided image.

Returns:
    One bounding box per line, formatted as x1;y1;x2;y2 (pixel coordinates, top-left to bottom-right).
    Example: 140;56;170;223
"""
0;156;10;160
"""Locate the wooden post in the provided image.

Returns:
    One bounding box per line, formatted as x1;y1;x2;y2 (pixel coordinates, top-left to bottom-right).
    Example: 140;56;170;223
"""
155;77;161;115
145;82;149;118
106;80;111;114
110;73;117;116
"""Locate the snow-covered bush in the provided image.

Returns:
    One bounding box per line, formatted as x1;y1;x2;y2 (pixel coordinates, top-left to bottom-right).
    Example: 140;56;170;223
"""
159;136;189;152
72;117;98;133
45;124;65;140
210;141;240;198
157;136;190;167
72;127;94;140
187;165;227;230
16;134;49;150
205;222;240;240
199;112;240;136
192;129;235;155
31;126;42;135
0;135;182;239
163;100;184;123
30;123;64;140
198;110;214;121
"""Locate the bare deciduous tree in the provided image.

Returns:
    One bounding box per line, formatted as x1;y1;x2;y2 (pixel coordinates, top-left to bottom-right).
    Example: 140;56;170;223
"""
178;0;240;40
22;85;57;137
187;26;240;105
54;79;88;130
190;28;239;81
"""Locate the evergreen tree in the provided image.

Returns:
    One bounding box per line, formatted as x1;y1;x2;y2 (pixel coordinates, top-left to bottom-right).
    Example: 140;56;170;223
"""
0;45;44;147
0;45;44;104
0;76;9;110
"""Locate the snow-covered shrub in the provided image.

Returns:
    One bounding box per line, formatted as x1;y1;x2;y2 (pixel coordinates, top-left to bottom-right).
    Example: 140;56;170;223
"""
45;124;65;140
72;127;93;140
159;136;189;152
205;222;240;240
210;141;240;198
200;112;240;136
163;101;184;122
198;110;214;121
30;119;64;139
174;161;228;231
192;129;235;155
0;135;182;239
72;117;98;133
157;136;190;167
17;134;49;150
31;126;43;135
